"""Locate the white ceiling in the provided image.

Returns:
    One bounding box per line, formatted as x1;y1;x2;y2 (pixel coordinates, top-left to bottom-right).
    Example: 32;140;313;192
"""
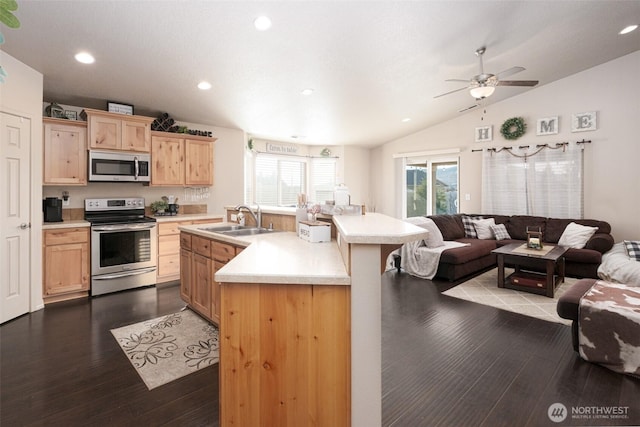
3;1;639;147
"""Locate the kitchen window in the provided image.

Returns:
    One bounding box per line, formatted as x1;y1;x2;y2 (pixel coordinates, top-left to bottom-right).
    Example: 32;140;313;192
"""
249;152;337;207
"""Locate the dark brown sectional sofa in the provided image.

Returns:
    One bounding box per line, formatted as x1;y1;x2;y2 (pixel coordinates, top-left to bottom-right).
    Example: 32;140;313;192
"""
428;214;614;281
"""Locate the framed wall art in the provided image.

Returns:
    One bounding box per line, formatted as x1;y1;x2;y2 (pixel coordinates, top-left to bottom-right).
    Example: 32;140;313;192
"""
107;101;134;115
536;116;559;135
475;125;492;142
571;111;597;132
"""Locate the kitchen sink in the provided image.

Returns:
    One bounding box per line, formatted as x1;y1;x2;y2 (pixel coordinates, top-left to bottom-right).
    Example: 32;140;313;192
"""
220;227;281;236
199;224;251;232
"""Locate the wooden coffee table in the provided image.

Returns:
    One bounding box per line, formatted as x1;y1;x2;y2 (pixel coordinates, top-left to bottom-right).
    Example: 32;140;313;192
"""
491;243;569;298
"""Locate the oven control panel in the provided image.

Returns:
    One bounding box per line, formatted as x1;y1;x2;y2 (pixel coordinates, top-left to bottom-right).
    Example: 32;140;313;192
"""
85;198;146;211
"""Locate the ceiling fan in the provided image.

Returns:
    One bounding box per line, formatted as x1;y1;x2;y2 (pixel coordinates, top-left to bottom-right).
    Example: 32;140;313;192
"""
434;47;539;100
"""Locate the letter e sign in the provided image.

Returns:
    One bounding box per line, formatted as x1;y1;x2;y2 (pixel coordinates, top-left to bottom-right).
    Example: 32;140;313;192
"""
571;111;597;132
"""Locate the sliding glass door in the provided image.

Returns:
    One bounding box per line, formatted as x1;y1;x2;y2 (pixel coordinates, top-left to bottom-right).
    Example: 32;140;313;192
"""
405;159;458;217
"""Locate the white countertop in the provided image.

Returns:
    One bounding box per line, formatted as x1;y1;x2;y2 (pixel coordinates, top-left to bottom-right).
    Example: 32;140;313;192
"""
42;220;90;230
154;213;224;222
180;223;350;285
333;212;429;244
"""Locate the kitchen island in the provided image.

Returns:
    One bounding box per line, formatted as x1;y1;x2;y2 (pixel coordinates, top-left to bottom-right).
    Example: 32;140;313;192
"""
179;213;427;427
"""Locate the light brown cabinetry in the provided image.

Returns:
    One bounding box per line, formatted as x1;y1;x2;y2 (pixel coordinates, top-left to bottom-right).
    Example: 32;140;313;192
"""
157;218;221;283
83;108;154;152
179;231;241;324
220;283;351;427
43;227;90;303
43;118;87;185
151;131;216;186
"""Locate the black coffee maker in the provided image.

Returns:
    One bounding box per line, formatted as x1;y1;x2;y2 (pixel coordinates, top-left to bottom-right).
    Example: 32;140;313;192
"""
43;197;63;222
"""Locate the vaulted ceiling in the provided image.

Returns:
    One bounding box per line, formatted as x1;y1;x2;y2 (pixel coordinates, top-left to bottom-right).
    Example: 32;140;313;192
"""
3;1;639;147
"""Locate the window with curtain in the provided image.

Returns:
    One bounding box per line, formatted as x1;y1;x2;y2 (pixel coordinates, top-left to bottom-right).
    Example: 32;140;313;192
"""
252;153;337;207
481;143;584;218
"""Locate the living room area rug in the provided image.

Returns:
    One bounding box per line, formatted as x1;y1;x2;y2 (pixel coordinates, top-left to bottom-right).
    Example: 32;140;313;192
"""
111;308;219;390
442;268;577;325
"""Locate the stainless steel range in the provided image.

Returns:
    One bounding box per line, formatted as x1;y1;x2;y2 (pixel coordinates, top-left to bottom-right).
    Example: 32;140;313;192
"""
85;197;157;296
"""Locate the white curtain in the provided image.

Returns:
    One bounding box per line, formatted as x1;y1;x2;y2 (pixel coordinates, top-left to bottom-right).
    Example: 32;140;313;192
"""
482;143;583;218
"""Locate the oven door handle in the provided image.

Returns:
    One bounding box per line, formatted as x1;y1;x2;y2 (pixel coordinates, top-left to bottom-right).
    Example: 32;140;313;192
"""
93;267;157;280
92;223;157;232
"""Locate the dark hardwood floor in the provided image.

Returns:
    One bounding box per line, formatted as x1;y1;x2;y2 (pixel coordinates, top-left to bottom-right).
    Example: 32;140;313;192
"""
2;273;639;426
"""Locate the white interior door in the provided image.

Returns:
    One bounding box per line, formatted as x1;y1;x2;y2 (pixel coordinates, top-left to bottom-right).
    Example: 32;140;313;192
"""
1;112;31;323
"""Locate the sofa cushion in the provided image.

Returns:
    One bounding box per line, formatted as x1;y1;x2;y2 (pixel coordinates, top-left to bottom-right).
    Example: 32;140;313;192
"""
624;240;640;262
473;217;495;239
439;239;497;265
462;215;484;238
429;215;465;240
558;222;598;249
564;248;602;264
547;218;612;243
490;223;511;240
506;216;546;241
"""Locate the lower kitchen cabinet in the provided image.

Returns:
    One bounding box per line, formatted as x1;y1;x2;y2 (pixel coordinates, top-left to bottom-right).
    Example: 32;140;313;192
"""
180;231;242;324
43;227;90;303
157;218;221;283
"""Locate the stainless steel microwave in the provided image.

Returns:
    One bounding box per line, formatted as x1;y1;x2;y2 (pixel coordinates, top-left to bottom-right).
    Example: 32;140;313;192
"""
89;150;151;182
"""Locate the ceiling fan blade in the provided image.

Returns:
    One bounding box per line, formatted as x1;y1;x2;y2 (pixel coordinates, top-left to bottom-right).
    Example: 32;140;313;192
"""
445;78;470;83
458;104;479;113
496;66;525;79
497;80;539;87
434;86;469;99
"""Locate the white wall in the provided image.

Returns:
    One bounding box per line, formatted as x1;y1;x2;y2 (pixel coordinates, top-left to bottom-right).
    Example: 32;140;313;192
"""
0;51;44;311
371;50;640;242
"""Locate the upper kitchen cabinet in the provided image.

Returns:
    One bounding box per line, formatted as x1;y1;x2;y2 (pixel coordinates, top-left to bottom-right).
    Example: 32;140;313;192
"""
185;139;214;186
43;117;87;185
150;131;216;186
83;108;154;153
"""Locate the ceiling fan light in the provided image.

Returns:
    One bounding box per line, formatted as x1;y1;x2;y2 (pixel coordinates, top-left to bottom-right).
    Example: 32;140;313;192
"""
469;85;495;99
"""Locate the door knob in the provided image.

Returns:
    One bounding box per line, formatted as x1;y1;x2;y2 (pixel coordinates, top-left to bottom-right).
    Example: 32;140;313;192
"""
19;223;31;229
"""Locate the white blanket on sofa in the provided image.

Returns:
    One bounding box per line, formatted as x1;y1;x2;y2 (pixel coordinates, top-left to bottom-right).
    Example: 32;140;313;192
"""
388;240;469;280
597;242;640;286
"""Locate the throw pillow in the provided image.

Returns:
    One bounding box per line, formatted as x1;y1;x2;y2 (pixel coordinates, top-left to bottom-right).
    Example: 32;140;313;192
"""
624;240;640;261
491;223;512;241
558;222;599;249
462;215;483;238
472;218;495;240
404;217;445;248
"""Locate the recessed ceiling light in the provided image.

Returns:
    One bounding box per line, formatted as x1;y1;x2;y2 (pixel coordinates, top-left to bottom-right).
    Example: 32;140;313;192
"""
402;118;411;123
197;81;212;90
254;16;272;31
619;25;638;35
301;88;314;96
74;52;95;64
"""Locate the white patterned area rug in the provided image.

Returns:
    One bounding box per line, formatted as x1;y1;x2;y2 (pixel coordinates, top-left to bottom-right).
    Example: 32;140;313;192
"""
111;308;219;390
442;268;578;325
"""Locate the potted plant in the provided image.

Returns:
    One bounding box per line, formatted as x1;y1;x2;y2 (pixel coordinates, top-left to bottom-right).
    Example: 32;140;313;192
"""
150;200;169;215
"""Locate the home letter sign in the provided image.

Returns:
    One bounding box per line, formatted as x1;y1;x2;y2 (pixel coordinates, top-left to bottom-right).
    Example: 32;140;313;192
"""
571;111;597;132
536;117;558;135
475;126;492;142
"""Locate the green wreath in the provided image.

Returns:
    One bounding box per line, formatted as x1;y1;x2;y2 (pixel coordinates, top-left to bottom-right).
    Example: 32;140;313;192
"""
500;117;527;140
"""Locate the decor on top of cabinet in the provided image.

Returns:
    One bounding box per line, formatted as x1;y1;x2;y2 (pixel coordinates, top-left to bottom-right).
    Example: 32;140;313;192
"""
151;112;213;137
45;102;65;118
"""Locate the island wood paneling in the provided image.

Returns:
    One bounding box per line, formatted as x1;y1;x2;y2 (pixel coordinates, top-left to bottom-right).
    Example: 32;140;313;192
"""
220;283;350;427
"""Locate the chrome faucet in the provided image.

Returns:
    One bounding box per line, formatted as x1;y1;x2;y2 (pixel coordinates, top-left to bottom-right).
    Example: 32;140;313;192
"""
234;204;261;228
